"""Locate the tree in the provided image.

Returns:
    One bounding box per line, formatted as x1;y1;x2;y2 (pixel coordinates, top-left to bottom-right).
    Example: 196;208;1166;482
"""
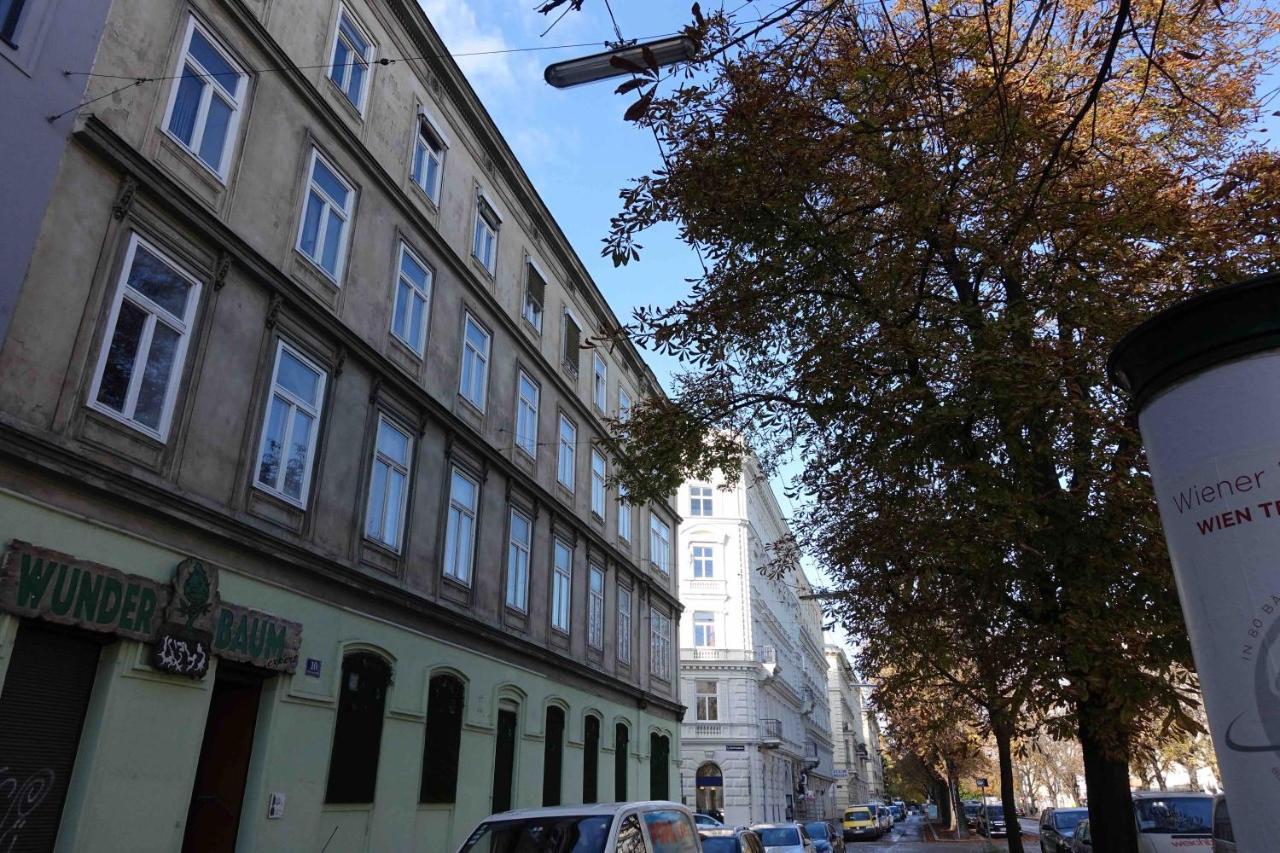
568;1;1280;851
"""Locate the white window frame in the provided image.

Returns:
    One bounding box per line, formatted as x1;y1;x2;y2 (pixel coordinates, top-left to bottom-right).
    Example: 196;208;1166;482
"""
88;233;202;442
253;340;327;506
557;414;576;491
443;466;479;585
472;191;501;275
161;16;248;181
689;484;713;516
650;608;672;681
411;106;448;203
692;544;714;579
515;370;539;458
590;448;607;519
695;679;719;722
649;515;671;575
389;240;433;357
693;611;716;648
459;313;491;411
618;387;632;422
506;507;532;612
295;147;355;282
592;352;607;411
328;3;374;113
617;586;632;664
588;565;605;650
364;414;413;551
617;482;632;543
552;538;573;634
522;258;545;332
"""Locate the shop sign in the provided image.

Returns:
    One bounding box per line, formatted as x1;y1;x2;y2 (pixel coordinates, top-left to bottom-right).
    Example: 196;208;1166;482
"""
0;541;301;675
725;744;746;752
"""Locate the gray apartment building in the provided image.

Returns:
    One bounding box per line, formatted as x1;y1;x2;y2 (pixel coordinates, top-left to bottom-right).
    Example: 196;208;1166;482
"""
0;1;683;850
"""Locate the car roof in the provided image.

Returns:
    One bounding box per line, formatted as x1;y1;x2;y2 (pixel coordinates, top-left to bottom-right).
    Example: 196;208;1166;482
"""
482;801;690;820
752;823;800;829
1132;791;1213;800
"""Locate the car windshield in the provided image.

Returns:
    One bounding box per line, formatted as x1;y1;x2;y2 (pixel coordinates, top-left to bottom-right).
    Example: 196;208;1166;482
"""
986;806;1006;818
458;815;613;853
758;827;800;845
846;810;872;821
965;804;982;815
1135;798;1212;834
804;822;828;838
701;837;741;853
1053;810;1087;834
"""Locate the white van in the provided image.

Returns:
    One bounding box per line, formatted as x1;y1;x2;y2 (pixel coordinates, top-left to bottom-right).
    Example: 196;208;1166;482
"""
454;801;701;853
1133;791;1214;853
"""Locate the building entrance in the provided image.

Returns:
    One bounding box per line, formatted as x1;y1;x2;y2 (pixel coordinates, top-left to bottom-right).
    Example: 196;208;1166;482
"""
695;762;724;817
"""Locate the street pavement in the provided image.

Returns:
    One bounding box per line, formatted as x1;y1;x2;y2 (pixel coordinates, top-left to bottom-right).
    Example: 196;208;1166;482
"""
844;816;1039;852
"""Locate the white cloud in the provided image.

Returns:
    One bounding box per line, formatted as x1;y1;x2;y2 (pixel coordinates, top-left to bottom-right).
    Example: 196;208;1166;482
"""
418;0;518;91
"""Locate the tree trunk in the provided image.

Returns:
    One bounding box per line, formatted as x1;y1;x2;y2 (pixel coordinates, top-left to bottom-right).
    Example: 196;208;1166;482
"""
994;721;1026;853
945;758;968;838
1078;699;1138;853
1149;758;1166;791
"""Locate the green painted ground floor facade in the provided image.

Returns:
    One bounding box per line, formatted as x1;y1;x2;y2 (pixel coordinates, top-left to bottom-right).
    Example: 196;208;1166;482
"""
0;489;680;852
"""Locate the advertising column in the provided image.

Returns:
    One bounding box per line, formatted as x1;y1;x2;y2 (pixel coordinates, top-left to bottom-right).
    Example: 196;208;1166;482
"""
1110;275;1280;852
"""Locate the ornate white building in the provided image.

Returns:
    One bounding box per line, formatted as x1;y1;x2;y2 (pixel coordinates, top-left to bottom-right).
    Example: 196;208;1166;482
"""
676;460;836;824
825;646;886;808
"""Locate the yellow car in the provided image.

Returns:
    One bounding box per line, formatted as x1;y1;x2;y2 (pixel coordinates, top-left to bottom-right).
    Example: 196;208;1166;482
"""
842;806;881;841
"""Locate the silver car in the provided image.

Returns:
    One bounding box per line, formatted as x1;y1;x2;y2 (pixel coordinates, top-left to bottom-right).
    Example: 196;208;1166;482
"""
455;801;701;853
752;822;816;853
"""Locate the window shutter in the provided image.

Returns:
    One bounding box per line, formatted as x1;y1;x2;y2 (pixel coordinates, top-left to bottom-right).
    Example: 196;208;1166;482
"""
564;313;581;373
526;263;546;309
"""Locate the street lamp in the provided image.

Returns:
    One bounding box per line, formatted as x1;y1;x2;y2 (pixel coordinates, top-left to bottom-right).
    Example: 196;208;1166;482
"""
544;35;697;88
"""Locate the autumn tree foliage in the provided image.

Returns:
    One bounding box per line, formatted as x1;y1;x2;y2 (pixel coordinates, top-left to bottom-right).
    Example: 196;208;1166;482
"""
570;0;1280;850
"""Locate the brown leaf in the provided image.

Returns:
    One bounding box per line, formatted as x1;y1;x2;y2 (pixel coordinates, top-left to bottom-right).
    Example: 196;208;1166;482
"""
624;89;655;122
616;78;649;95
610;54;649;75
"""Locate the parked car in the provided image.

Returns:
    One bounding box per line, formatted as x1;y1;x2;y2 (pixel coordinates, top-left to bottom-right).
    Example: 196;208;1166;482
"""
1069;819;1093;853
696;812;726;828
889;804;905;822
977;804;1010;838
1133;791;1214;853
803;821;845;853
753;822;816;853
877;804;893;831
1039;807;1088;853
1211;795;1236;853
841;805;882;841
701;827;767;853
964;802;983;829
454;801;700;853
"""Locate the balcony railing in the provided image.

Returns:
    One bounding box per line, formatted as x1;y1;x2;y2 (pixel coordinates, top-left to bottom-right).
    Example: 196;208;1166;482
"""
681;647;755;662
681;721;763;740
760;718;783;746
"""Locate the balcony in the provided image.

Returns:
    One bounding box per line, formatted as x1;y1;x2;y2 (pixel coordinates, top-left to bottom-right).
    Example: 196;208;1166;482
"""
681;721;762;740
681;647;754;662
760;718;782;747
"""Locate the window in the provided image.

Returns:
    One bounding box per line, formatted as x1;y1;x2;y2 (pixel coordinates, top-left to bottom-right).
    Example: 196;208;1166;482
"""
649;733;670;800
89;234;201;441
443;467;479;584
325;652;390;803
459;314;490;410
616;586;632;664
329;5;373;111
522;261;545;331
618;387;632;422
364;416;412;551
650;516;671;574
472;193;500;274
296;148;354;280
614;723;630;802
690;484;713;516
588;566;605;650
542;706;565;806
492;704;518;813
411;111;446;203
650;608;672;681
163;17;246;178
693;611;716;648
255;342;326;505
506;508;531;611
0;0;27;45
562;309;581;375
583;715;600;804
696;679;719;721
390;242;432;356
551;539;572;633
420;674;464;803
557;415;576;491
590;449;606;518
617;483;632;543
515;371;539;458
692;545;714;579
592;352;607;411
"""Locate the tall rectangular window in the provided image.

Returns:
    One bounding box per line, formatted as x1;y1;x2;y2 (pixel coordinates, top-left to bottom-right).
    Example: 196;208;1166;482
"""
562;310;581;375
89;234;201;441
443;467;478;585
588;565;605;649
592;352;607;411
296;148;354;281
255;342;326;505
590;449;606;519
650;608;672;681
692;545;714;579
411;112;446;203
364;416;412;551
506;508;531;611
0;0;28;45
325;652;390;803
582;715;600;804
650;516;671;575
515;371;539;458
551;538;572;633
459;314;490;410
163;17;246;179
390;242;432;356
420;674;464;804
618;387;632;422
472;193;500;274
617;482;631;543
522;261;545;332
693;611;716;648
557;415;576;491
617;586;632;664
695;679;719;721
492;706;517;813
690;484;713;516
329;5;372;111
542;706;565;807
